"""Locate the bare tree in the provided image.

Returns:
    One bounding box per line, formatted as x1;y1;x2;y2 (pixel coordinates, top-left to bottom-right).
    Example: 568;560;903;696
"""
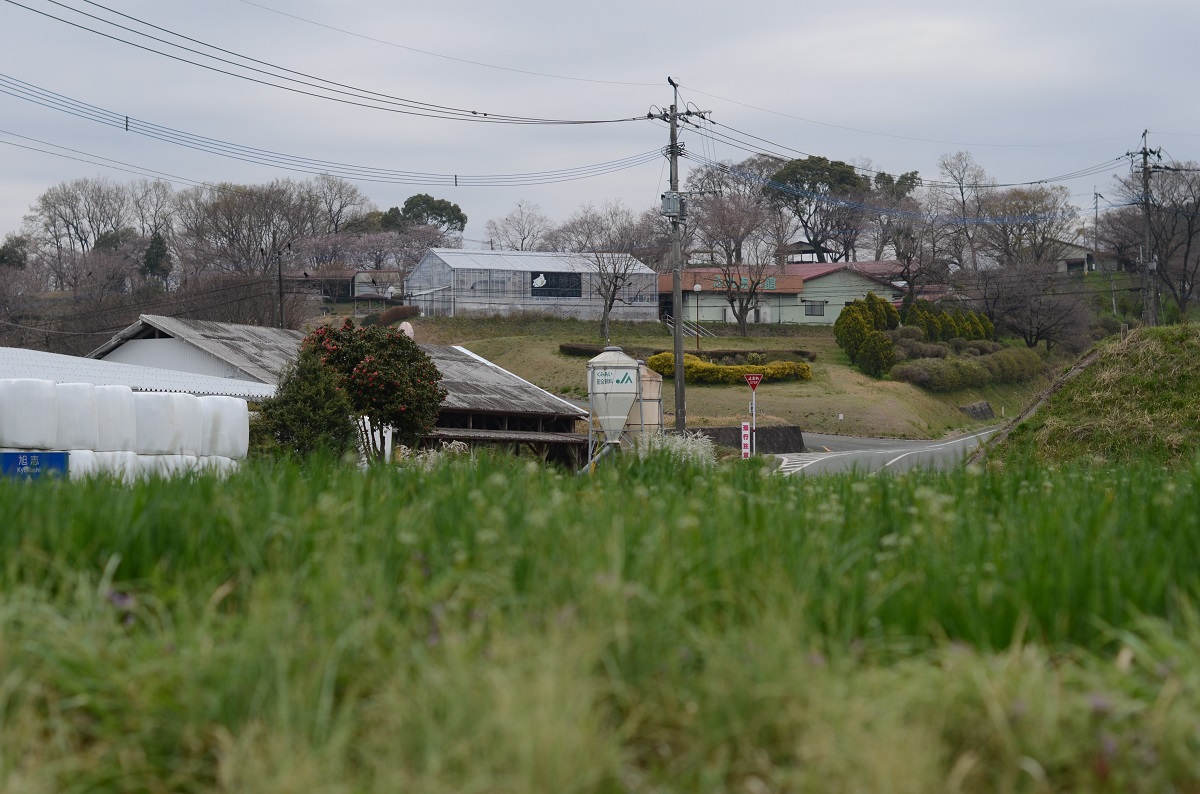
683;156;810;333
173;180;317;278
548;200;655;342
976;185;1078;269
485;200;552;251
936;151;992;270
1107;164;1200;316
308;174;373;234
993;262;1093;350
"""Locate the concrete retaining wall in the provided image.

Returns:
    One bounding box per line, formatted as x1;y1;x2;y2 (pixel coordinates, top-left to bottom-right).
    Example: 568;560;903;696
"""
692;425;806;454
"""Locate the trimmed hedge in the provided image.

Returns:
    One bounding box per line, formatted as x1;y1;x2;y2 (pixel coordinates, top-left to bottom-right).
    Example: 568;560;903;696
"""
646;352;812;384
377;305;419;326
891;346;1045;392
559;342;607;358
559;344;818;363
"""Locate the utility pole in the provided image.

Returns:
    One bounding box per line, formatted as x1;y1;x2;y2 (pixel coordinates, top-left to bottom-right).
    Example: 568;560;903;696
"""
276;249;285;329
1130;131;1161;326
652;77;707;432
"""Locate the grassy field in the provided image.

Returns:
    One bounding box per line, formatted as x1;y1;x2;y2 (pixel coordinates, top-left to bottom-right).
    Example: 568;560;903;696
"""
4;453;1200;791
409;314;1044;438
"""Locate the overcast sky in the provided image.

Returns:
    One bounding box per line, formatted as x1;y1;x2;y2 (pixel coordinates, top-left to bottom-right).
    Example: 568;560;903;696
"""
2;0;1197;247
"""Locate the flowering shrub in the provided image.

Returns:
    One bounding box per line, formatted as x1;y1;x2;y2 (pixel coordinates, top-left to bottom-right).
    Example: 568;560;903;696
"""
302;319;447;459
645;353;811;384
633;430;717;467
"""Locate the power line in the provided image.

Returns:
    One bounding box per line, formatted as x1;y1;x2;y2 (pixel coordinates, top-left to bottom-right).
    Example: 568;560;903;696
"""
0;123;663;193
4;0;643;125
230;0;660;88
678;150;1098;227
669;116;1126;190
0;73;666;183
678;82;1140;149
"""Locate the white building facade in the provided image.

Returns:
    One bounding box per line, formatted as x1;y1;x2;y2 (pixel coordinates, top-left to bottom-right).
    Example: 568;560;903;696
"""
407;249;659;321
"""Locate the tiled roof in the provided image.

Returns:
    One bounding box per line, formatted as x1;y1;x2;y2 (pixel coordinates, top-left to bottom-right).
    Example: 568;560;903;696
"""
657;268;805;294
781;261;906;288
0;346;276;399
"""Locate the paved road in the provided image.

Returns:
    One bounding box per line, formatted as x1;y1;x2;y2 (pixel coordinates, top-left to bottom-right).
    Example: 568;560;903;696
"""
776;428;998;476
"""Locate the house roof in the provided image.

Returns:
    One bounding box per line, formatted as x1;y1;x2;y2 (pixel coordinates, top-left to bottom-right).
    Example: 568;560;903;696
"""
657;268;805;294
87;315;306;384
426;344;585;418
0;346;276;399
781;261;907;290
421;248;656;276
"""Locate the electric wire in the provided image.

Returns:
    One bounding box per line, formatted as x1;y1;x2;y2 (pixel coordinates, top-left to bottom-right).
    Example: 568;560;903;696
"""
679;149;1101;226
231;0;659;87
677;82;1140;148
0;117;663;191
4;0;643;125
670;116;1127;190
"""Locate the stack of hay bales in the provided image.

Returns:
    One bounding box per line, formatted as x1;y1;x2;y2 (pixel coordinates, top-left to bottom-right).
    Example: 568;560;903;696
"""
0;379;248;480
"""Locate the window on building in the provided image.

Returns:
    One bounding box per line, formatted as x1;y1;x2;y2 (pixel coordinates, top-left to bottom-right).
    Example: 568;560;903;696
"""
805;302;825;316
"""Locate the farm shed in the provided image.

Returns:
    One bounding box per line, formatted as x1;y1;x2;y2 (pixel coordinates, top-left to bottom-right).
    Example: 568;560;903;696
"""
88;316;586;462
89;315;304;384
407;248;659;321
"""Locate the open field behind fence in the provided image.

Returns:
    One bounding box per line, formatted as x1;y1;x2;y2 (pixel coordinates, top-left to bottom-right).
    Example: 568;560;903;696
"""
3;454;1200;791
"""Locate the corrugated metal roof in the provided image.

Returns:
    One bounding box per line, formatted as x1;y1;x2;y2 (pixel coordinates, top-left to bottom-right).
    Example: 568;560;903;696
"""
84;315;586;418
423;344;586;418
423;248;656;275
0;346;276;399
88;315;305;384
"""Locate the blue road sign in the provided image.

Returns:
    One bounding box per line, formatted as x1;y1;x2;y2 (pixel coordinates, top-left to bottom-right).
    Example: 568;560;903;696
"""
1;451;69;480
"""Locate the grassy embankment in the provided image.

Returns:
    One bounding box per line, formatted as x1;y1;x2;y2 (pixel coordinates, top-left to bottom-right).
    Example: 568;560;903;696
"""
993;325;1200;466
409;314;1043;438
4;453;1200;791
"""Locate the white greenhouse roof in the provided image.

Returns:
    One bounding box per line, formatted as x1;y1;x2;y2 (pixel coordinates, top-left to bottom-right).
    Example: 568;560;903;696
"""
0;347;276;399
423;248;656;275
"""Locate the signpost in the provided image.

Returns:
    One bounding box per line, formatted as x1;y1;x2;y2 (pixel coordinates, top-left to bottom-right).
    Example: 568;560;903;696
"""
741;422;751;459
1;451;69;480
744;373;762;456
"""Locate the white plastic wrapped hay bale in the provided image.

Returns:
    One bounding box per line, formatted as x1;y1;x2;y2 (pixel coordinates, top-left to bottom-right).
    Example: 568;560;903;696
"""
95;451;138;482
198;455;239;477
174;394;203;457
67;449;98;480
177;455;200;475
199;396;250;459
136;454;170;478
133;393;182;455
95;385;136;452
0;379;59;449
56;383;99;451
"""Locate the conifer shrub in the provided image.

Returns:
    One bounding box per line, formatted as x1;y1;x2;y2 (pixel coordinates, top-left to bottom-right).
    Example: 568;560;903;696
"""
834;304;874;362
856;331;896;378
